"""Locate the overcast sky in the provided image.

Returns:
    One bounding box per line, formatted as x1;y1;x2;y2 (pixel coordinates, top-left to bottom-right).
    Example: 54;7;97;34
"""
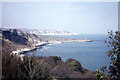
2;2;118;34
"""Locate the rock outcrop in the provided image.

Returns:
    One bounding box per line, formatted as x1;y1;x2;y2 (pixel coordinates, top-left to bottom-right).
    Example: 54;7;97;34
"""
37;56;96;78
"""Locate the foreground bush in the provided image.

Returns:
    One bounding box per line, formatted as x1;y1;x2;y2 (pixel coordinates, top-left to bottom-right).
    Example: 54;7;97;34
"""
97;30;120;79
2;53;53;79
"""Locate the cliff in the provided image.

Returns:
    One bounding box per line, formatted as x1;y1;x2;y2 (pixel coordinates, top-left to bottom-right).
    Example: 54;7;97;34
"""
2;29;73;54
1;28;90;54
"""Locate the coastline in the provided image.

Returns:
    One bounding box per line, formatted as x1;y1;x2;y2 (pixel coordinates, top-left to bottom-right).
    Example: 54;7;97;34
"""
10;39;92;59
2;30;97;78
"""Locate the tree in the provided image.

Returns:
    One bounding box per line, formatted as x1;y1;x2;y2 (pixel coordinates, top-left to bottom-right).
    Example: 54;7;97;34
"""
20;56;52;80
2;52;53;79
103;30;120;79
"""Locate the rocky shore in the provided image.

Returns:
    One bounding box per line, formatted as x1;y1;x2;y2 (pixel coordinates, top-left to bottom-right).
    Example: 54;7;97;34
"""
10;39;91;58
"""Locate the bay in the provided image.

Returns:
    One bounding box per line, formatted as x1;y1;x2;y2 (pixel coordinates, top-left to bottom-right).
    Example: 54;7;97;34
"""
26;34;111;71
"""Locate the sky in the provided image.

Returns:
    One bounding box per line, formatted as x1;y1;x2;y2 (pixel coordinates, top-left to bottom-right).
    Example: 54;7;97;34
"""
2;2;118;34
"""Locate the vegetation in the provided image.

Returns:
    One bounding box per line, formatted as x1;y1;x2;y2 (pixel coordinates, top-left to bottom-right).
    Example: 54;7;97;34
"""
67;61;77;71
68;61;77;66
96;69;104;80
96;30;120;79
106;30;120;79
52;56;61;65
2;53;53;79
2;30;28;45
66;59;85;73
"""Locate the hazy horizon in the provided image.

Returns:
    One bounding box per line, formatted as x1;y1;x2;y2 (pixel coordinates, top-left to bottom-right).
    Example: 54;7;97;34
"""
2;2;118;34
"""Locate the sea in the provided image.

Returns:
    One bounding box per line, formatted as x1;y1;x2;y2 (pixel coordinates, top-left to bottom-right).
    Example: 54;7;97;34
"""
26;34;111;71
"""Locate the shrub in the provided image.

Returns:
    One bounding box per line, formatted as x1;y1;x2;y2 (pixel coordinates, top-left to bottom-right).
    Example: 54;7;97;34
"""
96;69;104;80
2;53;22;78
105;30;120;79
2;53;53;79
98;30;120;79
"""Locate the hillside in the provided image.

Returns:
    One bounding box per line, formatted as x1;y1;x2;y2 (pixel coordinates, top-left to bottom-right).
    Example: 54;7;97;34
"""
2;28;90;54
2;29;73;53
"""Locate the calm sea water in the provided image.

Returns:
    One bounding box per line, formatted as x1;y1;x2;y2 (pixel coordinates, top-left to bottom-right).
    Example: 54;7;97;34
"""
26;34;111;71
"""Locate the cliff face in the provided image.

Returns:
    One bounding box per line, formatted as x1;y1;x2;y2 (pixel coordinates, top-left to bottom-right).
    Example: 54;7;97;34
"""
2;30;28;45
2;29;72;46
1;29;73;54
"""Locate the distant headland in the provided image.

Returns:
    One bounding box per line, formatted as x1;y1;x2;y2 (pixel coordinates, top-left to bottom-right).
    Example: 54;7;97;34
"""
2;27;79;35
